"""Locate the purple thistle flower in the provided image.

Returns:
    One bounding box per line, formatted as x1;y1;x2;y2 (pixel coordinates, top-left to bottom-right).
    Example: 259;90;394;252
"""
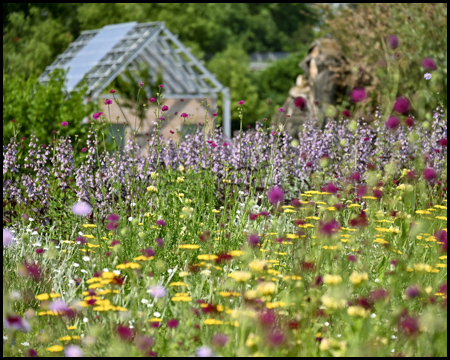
161;105;169;112
400;316;420;336
110;89;116;93
294;96;306;110
259;310;277;326
211;334;228;347
106;222;119;230
138;81;144;88
291;199;302;208
159;116;166;121
105;99;112;105
386;34;399;49
72;201;93;216
156;219;166;226
370;289;389;302
267;330;285;346
75;236;87;245
117;325;134;341
107;213;120;222
318;219;340;236
142;248;155;257
149;97;156;103
26;349;38;357
4;314;31;332
238;100;245;105
278;108;285;113
135;335;154;352
155;238;164;247
3;228;15;247
423;168;437;182
248;234;260;247
148;284;167;299
212;112;218;117
180;113;189;118
351;88;367;102
159;84;164;88
393;97;410;114
386;115;400;130
422;58;437;71
268;186;284;205
323;183;339;193
167;318;179;328
405;117;414;127
61;121;69;127
405;286;419;299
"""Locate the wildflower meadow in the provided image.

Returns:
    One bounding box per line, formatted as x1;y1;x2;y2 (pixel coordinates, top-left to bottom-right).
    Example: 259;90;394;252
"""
3;50;448;358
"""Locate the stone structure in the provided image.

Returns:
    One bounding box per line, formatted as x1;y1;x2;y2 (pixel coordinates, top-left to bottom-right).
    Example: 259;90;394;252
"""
282;38;373;138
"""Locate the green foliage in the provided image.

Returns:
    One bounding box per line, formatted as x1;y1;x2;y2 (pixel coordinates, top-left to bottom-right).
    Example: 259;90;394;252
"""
3;70;95;145
3;4;319;130
76;4;317;58
319;3;447;119
3;6;75;79
251;51;308;120
207;46;266;130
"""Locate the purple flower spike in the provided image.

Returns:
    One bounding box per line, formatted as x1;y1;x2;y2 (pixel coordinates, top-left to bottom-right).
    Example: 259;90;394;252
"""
156;219;166;226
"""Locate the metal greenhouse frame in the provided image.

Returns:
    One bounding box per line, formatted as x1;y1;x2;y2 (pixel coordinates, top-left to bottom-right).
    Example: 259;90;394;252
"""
39;21;232;138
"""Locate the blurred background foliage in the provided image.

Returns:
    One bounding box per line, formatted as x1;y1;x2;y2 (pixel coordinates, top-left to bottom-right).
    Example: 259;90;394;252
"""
318;3;447;121
3;3;317;143
3;3;447;144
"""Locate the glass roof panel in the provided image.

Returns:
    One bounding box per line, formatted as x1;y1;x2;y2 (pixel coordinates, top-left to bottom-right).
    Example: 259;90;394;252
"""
64;22;137;92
